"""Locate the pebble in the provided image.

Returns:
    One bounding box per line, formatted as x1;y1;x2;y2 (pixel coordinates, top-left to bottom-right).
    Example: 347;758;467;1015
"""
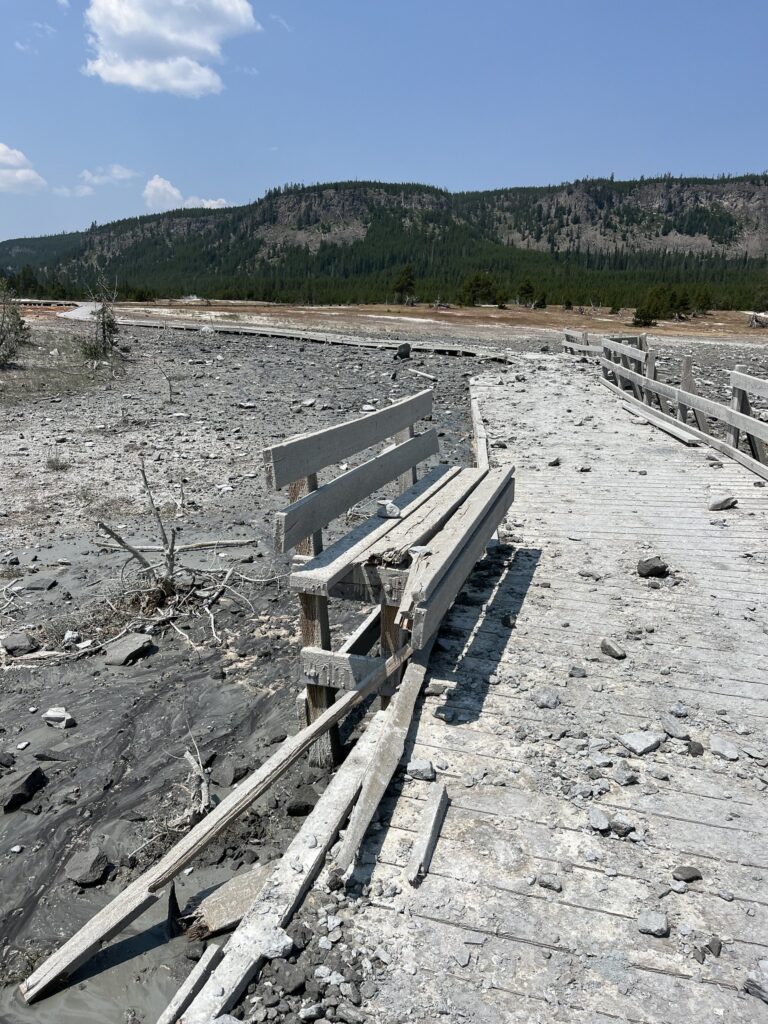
65;846;108;886
673;865;702;882
588;806;610;832
637;910;670;937
42;707;77;730
710;735;739;761
637;556;669;578
406;759;435;781
534;688;560;709
600;638;626;660
660;713;689;741
619;731;664;756
708;495;737;511
537;874;562;892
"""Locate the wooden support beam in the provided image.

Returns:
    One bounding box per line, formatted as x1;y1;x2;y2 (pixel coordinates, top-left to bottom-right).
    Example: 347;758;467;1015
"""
263;389;433;489
396;424;418;493
379;601;406;707
19;644;412;1005
680;355;710;434
301;649;382;691
406;783;449;886
177;713;388;1024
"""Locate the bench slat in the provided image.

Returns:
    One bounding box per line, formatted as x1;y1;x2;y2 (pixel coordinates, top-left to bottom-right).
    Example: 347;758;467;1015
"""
409;472;516;647
275;429;440;552
263;389;433;490
399;468;515;613
365;467;487;566
290;465;460;594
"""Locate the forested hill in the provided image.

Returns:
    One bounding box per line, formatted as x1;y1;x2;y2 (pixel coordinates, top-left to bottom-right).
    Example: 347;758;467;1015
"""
3;175;768;309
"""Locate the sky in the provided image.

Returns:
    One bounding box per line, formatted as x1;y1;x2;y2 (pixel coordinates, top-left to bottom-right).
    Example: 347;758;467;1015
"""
1;0;767;241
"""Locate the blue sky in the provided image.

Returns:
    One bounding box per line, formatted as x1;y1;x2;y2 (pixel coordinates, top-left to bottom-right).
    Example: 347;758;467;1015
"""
1;0;766;241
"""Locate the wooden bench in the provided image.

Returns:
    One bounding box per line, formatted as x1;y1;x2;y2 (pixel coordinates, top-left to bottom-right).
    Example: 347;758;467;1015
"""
262;389;515;765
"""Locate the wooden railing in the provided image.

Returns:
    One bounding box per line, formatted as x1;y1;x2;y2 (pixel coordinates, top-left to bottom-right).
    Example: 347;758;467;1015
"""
563;332;768;481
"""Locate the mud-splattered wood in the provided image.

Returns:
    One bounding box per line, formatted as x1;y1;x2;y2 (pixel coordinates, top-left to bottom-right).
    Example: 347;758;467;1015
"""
178;712;387;1023
406;782;448;885
19;644;411;1004
156;943;223;1024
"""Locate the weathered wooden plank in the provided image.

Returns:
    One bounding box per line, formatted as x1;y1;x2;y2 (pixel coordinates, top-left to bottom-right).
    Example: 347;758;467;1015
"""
599;376;768;482
396;424;418;493
470;397;490;472
600;358;768;443
333;642;436;873
289;465;459;596
19;644;412;1004
178;712;388;1023
601;337;649;363
401;469;515;609
406;783;449;885
275;429;440;552
606;381;699;444
301;648;381;691
263;389;433;489
365;468;486;566
731;368;768;402
185;865;272;939
410;474;515;647
156;943;223;1024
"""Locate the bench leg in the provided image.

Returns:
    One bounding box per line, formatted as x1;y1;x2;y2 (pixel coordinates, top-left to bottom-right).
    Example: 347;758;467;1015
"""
299;592;340;767
379;600;406;710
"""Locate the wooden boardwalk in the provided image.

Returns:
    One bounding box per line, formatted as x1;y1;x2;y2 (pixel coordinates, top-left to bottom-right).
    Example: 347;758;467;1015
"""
349;353;768;1023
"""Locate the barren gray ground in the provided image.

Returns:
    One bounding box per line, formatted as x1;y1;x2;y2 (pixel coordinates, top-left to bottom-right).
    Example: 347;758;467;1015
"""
1;313;766;1023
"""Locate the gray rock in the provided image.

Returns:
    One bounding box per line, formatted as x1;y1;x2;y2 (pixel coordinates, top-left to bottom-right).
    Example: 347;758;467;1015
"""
1;631;38;657
705;936;722;958
619;731;664;756
600;638;626;660
406;758;435;781
638;910;670;937
23;575;58;592
534;688;560;709
298;1006;324;1022
104;632;152;666
569;665;587;678
588;806;610;832
669;702;688;718
609;814;636;837
65;846;108;886
708;495;737;511
710;734;739;761
537;873;562;892
394;342;411;361
613;760;638;786
660;714;689;740
670;879;688;894
42;707;77;730
745;960;768;1004
673;865;702;882
637;556;669;578
2;767;48;812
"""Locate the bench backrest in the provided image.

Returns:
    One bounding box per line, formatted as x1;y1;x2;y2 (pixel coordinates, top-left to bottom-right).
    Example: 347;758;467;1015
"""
262;389;437;553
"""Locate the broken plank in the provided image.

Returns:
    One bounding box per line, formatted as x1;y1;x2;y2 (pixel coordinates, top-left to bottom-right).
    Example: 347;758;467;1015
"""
289;466;459;594
334;640;436;874
156;943;223;1024
301;648;382;691
19;644;412;1004
178;713;388;1023
185;864;272;939
406;783;449;885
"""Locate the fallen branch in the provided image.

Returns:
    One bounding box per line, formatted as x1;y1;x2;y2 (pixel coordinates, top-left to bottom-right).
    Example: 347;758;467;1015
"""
97;522;153;572
97;538;258;554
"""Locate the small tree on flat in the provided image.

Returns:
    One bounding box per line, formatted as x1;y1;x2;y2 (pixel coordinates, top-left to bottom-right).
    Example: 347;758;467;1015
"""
0;278;30;364
393;264;416;304
82;273;118;359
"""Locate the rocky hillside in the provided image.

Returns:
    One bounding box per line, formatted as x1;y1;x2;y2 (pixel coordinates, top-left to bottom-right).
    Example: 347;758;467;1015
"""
2;176;768;306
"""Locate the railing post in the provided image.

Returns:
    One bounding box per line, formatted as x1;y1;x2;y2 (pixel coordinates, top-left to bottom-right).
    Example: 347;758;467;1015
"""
730;364;767;463
678;355;710;434
396;425;418;492
728;364;746;449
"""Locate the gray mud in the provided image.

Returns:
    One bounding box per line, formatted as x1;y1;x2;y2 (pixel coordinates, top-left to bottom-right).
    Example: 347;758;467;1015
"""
1;316;765;1023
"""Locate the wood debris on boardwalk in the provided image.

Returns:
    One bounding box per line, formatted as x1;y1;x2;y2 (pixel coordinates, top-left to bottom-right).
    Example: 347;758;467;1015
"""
345;351;768;1023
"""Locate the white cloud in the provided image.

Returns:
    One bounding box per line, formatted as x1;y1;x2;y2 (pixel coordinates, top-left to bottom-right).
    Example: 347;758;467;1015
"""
33;22;57;37
270;13;293;32
80;163;138;186
143;174;230;211
15;41;38;54
53;184;95;198
0;143;47;192
56;0;70;8
84;0;260;98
